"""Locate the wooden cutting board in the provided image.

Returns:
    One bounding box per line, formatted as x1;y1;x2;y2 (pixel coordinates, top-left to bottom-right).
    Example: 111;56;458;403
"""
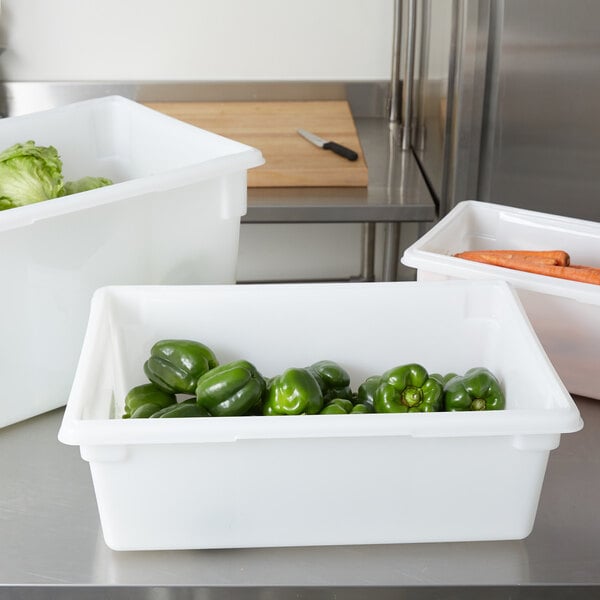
143;100;368;188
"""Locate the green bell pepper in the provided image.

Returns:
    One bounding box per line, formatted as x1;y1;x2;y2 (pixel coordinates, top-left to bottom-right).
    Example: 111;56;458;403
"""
307;360;353;402
356;375;380;410
374;363;443;413
144;339;218;395
263;367;324;415
320;397;354;414
443;367;505;411
430;372;458;387
129;402;163;418
195;359;266;416
150;399;211;418
350;402;374;414
123;383;176;418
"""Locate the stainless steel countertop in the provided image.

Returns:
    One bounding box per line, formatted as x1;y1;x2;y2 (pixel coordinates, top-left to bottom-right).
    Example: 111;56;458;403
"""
1;397;599;599
245;118;435;224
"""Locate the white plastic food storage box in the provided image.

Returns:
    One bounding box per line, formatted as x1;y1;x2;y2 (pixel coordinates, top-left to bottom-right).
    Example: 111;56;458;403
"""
402;200;600;400
58;280;582;551
0;95;263;428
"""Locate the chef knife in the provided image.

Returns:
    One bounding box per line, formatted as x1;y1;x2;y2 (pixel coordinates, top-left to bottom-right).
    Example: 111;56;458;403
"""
297;128;359;161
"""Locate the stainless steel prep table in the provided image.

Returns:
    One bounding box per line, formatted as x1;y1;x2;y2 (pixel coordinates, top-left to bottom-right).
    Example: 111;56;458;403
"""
245;119;431;225
1;397;598;599
244;117;435;282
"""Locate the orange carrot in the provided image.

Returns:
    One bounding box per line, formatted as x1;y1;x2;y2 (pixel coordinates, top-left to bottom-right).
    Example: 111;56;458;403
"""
568;265;600;280
455;252;559;266
454;250;570;266
454;253;600;285
544;267;600;285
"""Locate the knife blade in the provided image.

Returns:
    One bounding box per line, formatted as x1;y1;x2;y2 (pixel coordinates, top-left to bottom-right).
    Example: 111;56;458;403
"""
297;128;358;161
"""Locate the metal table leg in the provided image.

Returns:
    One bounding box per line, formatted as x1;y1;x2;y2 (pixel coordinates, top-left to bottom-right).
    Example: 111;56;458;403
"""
382;222;400;281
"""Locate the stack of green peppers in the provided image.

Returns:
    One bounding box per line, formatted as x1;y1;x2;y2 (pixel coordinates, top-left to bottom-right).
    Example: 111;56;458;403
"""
123;338;219;418
360;364;505;413
263;360;358;416
123;339;268;419
121;338;505;419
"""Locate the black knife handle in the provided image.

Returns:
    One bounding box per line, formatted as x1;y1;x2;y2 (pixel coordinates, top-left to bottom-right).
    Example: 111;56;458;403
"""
323;141;358;161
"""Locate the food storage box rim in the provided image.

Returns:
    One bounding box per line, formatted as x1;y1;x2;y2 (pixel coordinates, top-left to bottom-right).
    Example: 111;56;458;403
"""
58;280;583;447
0;95;265;232
401;200;600;305
59;407;583;448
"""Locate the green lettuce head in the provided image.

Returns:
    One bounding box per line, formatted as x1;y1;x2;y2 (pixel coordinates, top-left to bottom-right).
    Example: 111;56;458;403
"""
61;175;113;196
0;140;64;210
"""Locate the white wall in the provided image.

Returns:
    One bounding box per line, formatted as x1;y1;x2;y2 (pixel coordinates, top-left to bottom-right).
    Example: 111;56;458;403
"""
1;0;395;81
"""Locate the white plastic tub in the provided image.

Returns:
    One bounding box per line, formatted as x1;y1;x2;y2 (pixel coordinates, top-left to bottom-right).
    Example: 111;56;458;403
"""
401;200;600;399
0;96;264;428
58;281;582;551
